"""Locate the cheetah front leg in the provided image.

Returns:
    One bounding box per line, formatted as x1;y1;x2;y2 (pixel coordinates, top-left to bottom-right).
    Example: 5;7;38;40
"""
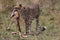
25;19;32;35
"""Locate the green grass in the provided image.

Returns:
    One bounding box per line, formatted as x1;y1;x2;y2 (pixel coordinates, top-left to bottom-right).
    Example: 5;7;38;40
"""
0;9;60;40
0;0;60;40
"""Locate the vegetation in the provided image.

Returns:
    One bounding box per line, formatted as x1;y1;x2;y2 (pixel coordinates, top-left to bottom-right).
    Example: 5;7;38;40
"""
0;0;60;40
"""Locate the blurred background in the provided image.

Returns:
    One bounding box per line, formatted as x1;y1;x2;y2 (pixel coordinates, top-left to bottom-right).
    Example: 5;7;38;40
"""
0;0;60;40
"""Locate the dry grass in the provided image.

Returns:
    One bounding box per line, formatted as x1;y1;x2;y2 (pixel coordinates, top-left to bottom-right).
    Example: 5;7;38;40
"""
0;0;60;40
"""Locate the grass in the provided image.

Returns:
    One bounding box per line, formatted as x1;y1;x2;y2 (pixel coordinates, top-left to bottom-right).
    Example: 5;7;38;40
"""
0;9;60;40
0;0;60;40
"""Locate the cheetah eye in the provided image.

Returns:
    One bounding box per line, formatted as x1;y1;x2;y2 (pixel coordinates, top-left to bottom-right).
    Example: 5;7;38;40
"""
14;9;18;12
23;7;25;9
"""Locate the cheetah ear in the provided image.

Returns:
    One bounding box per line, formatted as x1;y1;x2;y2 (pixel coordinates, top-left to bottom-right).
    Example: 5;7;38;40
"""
19;4;22;7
